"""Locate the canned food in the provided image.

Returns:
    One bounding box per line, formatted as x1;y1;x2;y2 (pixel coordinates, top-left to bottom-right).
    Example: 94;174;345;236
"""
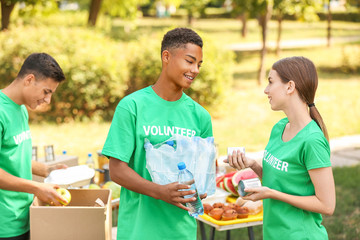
227;147;245;156
238;177;262;197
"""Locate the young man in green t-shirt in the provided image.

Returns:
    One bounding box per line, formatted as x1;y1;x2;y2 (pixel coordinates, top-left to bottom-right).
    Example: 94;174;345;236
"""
0;53;68;240
102;28;213;239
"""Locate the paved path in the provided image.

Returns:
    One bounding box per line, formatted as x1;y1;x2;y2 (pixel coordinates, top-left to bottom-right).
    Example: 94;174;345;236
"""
226;35;360;51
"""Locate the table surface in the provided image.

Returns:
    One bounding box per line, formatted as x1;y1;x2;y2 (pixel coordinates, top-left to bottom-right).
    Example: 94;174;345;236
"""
197;216;263;231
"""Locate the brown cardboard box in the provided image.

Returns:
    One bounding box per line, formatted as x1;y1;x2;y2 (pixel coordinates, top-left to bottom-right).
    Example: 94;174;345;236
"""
30;189;112;240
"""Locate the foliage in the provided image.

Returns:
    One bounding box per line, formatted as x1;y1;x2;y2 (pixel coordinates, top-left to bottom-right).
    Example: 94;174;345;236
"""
181;0;211;21
124;31;235;108
186;34;234;108
101;0;149;20
273;0;321;22
0;26;128;122
317;11;360;22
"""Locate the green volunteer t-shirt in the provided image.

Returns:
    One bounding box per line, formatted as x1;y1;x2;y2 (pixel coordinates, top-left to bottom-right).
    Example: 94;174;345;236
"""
102;86;213;240
0;90;33;238
262;118;331;240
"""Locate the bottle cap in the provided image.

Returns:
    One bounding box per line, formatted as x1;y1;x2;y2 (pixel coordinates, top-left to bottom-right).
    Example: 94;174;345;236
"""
62;150;67;155
166;140;174;146
88;153;92;157
177;162;186;170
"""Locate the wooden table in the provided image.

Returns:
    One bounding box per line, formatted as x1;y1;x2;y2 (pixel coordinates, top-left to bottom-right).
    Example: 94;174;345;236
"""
197;215;263;240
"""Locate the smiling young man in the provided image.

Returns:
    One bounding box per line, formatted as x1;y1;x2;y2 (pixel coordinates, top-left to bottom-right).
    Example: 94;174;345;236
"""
102;28;213;239
0;53;67;240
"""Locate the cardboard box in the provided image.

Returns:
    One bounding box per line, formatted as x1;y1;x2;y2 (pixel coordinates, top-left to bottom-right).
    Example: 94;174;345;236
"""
30;189;112;240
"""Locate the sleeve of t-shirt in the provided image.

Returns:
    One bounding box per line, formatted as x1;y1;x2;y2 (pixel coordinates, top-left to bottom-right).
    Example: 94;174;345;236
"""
303;133;331;170
200;110;213;138
0;121;3;152
101;101;136;163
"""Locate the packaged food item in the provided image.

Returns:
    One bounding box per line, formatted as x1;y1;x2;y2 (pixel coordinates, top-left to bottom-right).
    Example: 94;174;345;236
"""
242;200;263;215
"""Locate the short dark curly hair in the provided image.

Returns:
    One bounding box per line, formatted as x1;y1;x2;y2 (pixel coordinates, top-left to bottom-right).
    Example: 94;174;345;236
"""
17;53;65;82
161;28;203;55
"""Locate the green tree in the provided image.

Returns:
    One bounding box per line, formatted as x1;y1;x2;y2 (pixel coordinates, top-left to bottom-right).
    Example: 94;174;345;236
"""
256;0;273;85
273;0;320;55
87;0;149;26
1;0;16;30
228;0;273;85
1;0;58;31
230;0;253;37
181;0;210;26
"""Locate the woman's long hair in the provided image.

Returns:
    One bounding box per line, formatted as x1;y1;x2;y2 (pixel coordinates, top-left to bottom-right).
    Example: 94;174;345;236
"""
272;56;329;141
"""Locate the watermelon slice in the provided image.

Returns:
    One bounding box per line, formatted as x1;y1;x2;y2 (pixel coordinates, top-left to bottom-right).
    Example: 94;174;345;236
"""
216;171;237;188
224;177;239;196
219;181;226;191
224;171;237;178
232;168;258;188
216;175;225;188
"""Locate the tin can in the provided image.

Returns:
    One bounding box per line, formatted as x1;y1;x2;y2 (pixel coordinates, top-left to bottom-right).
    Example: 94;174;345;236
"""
238;177;262;197
227;147;245;156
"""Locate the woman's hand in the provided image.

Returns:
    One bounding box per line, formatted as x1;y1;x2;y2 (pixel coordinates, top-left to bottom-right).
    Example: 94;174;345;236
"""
224;150;256;170
242;186;271;201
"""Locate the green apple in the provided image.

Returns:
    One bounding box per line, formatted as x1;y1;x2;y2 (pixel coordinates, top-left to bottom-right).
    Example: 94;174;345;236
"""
56;188;71;206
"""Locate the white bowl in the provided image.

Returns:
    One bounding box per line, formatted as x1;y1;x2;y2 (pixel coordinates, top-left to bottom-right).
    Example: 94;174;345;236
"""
44;165;95;188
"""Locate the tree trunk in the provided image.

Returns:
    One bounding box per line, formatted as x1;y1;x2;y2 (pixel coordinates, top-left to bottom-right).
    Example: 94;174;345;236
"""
187;11;194;26
276;16;282;56
88;0;103;26
327;0;332;47
1;0;16;31
240;13;248;38
257;2;273;86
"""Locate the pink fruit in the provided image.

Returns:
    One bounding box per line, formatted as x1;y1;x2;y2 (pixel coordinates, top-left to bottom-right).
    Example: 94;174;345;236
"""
224;177;239;196
232;169;258;188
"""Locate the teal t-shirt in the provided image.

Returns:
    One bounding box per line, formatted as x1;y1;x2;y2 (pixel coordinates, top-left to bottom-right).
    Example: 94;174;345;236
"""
262;118;331;240
0;90;33;238
102;86;213;240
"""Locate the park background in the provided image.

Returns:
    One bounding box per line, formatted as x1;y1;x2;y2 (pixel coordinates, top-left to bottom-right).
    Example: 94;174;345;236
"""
0;0;359;239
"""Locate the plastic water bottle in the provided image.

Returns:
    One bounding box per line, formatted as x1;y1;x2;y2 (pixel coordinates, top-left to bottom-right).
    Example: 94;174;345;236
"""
86;153;95;169
177;162;204;218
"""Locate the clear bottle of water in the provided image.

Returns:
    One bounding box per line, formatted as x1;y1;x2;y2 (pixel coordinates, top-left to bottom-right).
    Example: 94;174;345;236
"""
177;162;204;218
86;153;95;169
86;153;95;184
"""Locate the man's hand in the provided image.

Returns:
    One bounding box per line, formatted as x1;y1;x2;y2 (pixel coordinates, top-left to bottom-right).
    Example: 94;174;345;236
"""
33;182;68;206
47;164;67;176
157;182;200;211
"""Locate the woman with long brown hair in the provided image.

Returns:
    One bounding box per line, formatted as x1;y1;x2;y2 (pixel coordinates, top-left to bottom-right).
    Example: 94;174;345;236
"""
226;56;335;239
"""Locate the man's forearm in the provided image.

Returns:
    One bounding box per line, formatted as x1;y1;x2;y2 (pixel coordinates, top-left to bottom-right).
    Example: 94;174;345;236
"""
32;160;49;177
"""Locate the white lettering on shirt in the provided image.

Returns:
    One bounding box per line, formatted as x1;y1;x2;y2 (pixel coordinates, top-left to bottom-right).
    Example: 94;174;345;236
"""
143;125;197;137
13;130;31;145
263;150;288;172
